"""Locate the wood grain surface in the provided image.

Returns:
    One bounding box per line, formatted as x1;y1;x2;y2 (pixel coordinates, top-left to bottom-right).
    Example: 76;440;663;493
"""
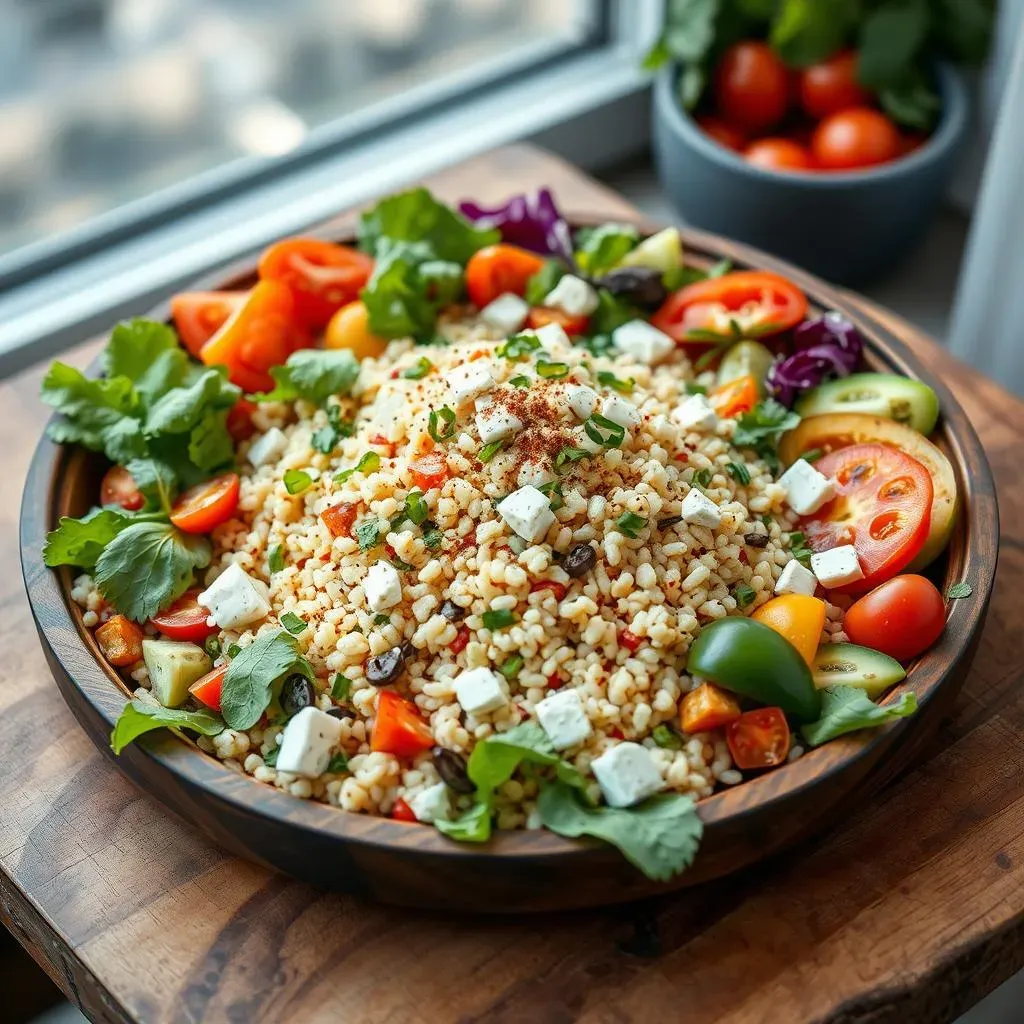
4;144;1023;1023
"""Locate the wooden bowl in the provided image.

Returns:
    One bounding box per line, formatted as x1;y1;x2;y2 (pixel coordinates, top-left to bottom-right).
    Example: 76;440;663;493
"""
20;220;999;912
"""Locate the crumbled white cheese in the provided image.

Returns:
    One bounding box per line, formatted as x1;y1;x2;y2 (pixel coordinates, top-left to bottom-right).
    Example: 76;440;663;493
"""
408;782;452;823
474;396;524;445
275;707;345;778
544;275;599;317
479;292;530;335
811;545;864;589
612;319;675;365
672;394;718;432
523;322;570;349
364;561;403;612
681;488;722;529
778;459;836;516
536;689;592;750
198;563;271;630
445;362;496;405
453;667;508;716
591;742;663;808
775;559;818;597
497;485;555;543
563;384;599;420
247;427;288;468
601;394;641;430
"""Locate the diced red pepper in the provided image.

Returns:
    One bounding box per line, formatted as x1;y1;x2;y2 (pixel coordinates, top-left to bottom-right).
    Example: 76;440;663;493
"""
409;451;449;491
189;665;228;713
620;629;644;653
547;674;564;690
321;501;359;538
390;797;418;822
450;626;471;655
371;691;434;758
95;614;144;667
530;580;567;601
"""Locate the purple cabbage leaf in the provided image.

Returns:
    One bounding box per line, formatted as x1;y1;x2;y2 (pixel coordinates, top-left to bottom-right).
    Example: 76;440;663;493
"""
767;311;864;406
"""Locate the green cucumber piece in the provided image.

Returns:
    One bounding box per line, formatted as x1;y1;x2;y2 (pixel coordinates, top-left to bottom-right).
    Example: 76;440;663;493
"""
717;341;775;395
794;373;940;435
811;643;906;699
143;639;212;708
618;227;683;275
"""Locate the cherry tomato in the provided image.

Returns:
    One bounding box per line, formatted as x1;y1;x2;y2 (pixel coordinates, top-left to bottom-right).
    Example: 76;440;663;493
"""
390;797;418;823
321;501;359;538
751;594;827;665
225;399;258;443
100;465;144;511
714;42;790;133
620;629;644;653
258;238;374;329
744;138;815;173
150;589;218;643
697;115;747;152
408;451;449;491
652;270;808;344
170;292;248;359
812;108;901;171
95;615;145;667
530;580;567;601
465;244;545;310
169;473;240;534
844;574;945;662
324;299;387;359
525;306;590;337
189;665;227;713
798;51;870;119
802;444;933;592
727;708;791;769
371;690;434;758
680;682;742;734
200;280;311;393
709;374;758;417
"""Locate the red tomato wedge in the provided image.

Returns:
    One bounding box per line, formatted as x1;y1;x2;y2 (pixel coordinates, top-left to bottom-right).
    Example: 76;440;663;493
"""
709;375;758;417
652;271;808;343
100;465;144;511
189;665;227;713
390;797;418;822
525;306;590;337
200;280;311;393
801;444;933;592
258;238;374;329
371;690;434;758
150;589;217;642
169;473;240;534
465;244;545;309
171;291;248;358
726;708;790;769
408;451;449;491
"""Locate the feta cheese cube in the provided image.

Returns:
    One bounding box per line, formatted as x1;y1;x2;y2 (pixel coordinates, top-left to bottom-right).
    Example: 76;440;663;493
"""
369;385;407;440
523;322;570;349
536;689;592;750
497;485;555;543
612;319;675;365
672;394;719;432
778;459;836;516
681;488;722;529
247;427;288;468
445;362;496;405
811;545;864;589
601;394;641;430
453;667;508;716
198;563;271;630
364;561;403;612
572;423;603;455
517;457;555;490
474;396;524;444
480;292;529;335
564;383;599;420
544;274;599;317
775;559;818;597
591;742;663;808
408;782;452;823
275;707;345;778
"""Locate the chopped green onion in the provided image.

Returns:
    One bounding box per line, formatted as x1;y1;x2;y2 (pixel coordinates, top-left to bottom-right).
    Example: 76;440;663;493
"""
403;357;433;380
335;451;381;483
478;439;507;463
726;462;751;486
331;673;352;701
283;469;313;495
509;375;531;388
262;747;279;767
428;406;457;442
579;333;616;357
391;556;415;571
597;370;634;394
326;752;349;773
615;512;648;538
652;724;682;750
787;531;813;568
354;520;382;551
800;448;824;464
536;359;570;379
499;655;524;681
482;608;517;630
227;644;241;658
691;468;713;489
268;545;284;573
554;446;592;474
373;613;391;626
422;523;444;549
203;635;221;659
405;490;428;525
538;480;564;511
761;513;774;528
497;333;541;361
280;611;307;635
947;581;972;599
685;382;708;395
584;413;626;448
734;583;756;609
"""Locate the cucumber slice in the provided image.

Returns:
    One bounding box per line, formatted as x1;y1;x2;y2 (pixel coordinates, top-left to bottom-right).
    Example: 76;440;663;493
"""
812;643;906;699
619;227;683;275
794;373;940;435
143;639;212;708
717;341;775;395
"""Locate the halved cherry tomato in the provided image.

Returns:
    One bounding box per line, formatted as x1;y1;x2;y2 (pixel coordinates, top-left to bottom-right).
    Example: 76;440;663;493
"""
200;280;311;393
844;574;945;662
680;682;742;734
798;51;871;120
189;665;227;713
226;399;258;443
744;138;815;173
530;580;567;601
714;42;790;133
324;300;387;359
726;707;791;769
697;115;747;152
390;797;418;822
465;244;545;309
812;108;901;171
171;291;248;359
525;306;590;337
258;238;374;329
150;589;218;643
95;615;145;667
371;690;434;758
100;465;144;511
802;444;932;592
751;594;826;665
709;374;758;417
409;451;449;491
652;271;808;343
169;473;240;534
321;501;359;538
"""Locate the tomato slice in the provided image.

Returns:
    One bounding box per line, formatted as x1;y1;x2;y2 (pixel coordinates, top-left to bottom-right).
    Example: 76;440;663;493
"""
150;588;217;642
321;501;359;538
100;465;145;511
258;238;374;329
390;797;418;822
370;690;434;758
709;374;758;417
465;244;545;309
525;307;590;337
200;281;311;393
726;708;791;769
802;443;932;592
652;271;808;344
189;665;227;713
408;451;449;491
169;473;241;534
171;291;248;359
95;615;145;667
680;682;742;734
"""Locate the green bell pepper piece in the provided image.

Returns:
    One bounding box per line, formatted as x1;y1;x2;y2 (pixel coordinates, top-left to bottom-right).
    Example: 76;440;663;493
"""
686;617;821;722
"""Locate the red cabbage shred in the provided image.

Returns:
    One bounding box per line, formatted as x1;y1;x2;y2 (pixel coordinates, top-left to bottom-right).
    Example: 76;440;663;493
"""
458;189;574;263
767;311;864;406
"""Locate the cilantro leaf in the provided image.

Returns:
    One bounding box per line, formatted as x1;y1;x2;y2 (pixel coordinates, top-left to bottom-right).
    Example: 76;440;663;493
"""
110;700;224;755
220;629;315;730
102;320;189;403
947;581;972;599
524;259;566;306
467;722;585;795
732;399;801;472
43;508;139;569
144;367;239;436
801;686;918;748
187;406;235;472
280;611;307;635
574;223;639;276
588;289;642;336
125;458;177;514
255;349;360;405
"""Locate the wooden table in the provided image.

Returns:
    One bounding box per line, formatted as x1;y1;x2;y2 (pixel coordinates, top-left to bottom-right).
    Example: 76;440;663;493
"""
4;144;1023;1024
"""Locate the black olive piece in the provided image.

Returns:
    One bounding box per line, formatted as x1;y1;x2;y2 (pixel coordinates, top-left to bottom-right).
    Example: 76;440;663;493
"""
440;599;465;622
366;646;405;686
744;533;770;548
432;746;475;794
327;706;355;720
280;674;316;717
563;542;597;579
399;641;416;661
657;515;684;530
598;266;667;308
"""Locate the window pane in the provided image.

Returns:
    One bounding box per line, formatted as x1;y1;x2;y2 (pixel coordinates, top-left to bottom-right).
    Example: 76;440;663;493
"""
0;0;600;260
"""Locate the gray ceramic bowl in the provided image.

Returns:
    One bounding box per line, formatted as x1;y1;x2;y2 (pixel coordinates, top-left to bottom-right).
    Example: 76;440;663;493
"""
653;63;968;285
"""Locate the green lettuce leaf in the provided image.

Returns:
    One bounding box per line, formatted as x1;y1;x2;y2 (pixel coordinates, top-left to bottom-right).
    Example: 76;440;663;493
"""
144;367;239;436
102;319;190;403
110;700;224;755
255;349;361;405
187;407;235;472
467;722;585;793
434;802;493;843
125;458;178;514
524;259;566;306
574;223;639;276
801;686;918;747
589;289;642;336
43;508;138;569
